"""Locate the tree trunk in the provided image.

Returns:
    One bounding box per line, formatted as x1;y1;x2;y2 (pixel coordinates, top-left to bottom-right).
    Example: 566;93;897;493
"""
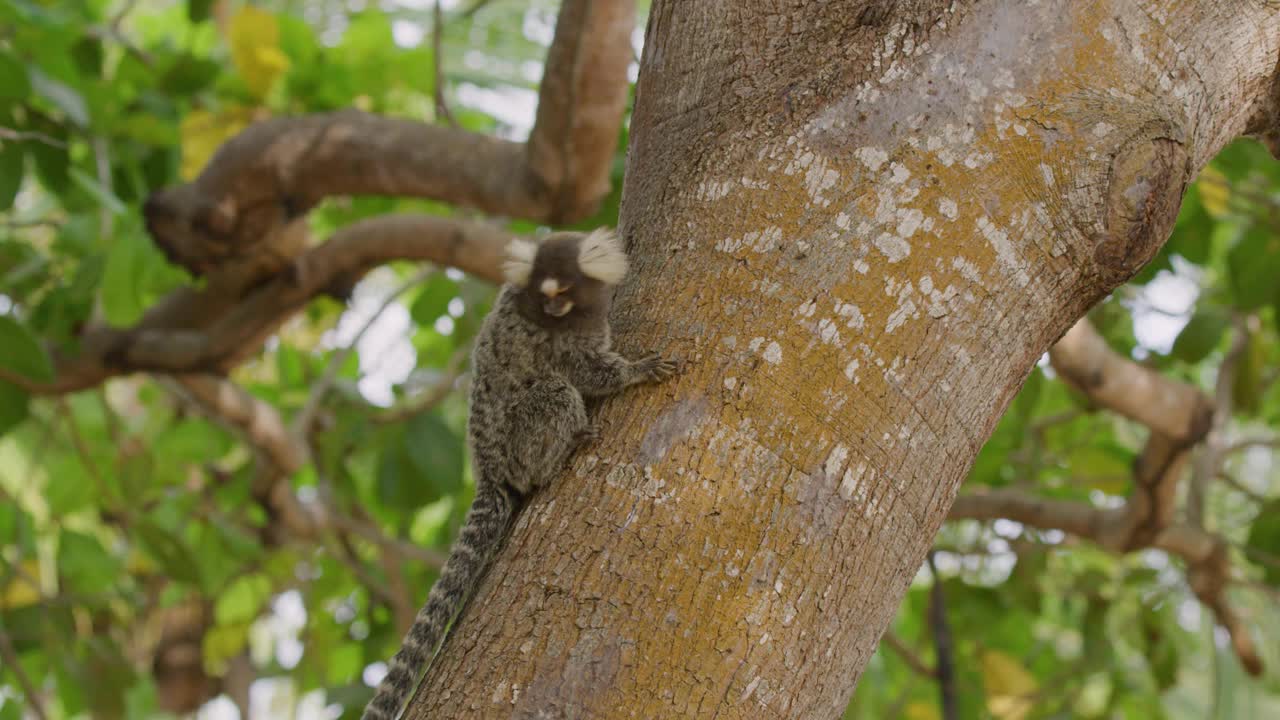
409;1;1280;717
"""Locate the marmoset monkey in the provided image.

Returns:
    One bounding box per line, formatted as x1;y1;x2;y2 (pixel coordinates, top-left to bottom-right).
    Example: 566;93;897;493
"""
362;228;677;720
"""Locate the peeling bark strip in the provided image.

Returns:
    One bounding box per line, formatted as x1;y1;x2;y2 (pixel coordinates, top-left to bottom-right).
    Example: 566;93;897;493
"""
413;1;1280;717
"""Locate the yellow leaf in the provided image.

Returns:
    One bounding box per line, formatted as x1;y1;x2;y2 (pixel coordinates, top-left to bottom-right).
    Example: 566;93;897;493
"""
0;560;41;610
229;5;290;99
203;621;251;675
904;700;941;720
179;106;255;180
1197;166;1230;217
982;649;1037;720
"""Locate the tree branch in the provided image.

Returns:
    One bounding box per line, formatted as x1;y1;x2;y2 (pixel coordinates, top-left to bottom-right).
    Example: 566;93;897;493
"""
3;215;511;395
1187;316;1250;527
950;317;1261;674
950;490;1260;673
927;553;957;720
1049;319;1212;444
879;632;936;680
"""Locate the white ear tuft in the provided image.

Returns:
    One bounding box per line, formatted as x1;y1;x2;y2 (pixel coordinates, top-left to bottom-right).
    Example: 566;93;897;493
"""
577;228;628;285
502;238;537;286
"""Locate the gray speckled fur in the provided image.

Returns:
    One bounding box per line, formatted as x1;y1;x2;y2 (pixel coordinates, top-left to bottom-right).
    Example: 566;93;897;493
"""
362;231;675;720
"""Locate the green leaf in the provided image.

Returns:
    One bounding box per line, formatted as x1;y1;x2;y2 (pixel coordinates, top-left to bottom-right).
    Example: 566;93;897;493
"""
1164;183;1213;265
79;637;134;717
214;573;272;625
1010;367;1043;424
100;232;157;325
0;380;29;437
1246;500;1280;585
154;418;229;466
160;54;222;95
187;0;215;23
405;412;464;497
71;37;103;76
1227;224;1280;310
44;455;94;515
1067;445;1132;494
203;621;252;674
409;275;459;326
1170;309;1226;363
70;167;127;216
0;141;25;210
326;643;364;685
0;315;55;382
0;50;31;101
24;116;70;192
376;441;424;509
58;530;121;595
1232;332;1264;417
278;14;320;65
134;521;203;587
28;66;89;126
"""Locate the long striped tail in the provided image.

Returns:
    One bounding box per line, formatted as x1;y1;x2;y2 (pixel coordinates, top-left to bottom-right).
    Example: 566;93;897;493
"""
361;485;515;720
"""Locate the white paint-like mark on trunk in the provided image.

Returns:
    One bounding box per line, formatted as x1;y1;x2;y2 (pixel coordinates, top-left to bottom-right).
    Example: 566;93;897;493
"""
1039;163;1056;187
874;233;911;262
740;676;763;702
855;146;889;170
824;444;849;479
763;341;783;364
844;359;861;383
835;302;865;329
939;198;959;220
977;215;1030;286
817;318;841;345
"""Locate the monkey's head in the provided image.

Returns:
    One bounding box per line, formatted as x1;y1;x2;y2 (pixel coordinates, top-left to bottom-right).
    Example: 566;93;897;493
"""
503;228;628;325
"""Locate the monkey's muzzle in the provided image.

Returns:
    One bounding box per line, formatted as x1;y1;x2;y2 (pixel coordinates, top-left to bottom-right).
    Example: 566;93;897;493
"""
544;296;574;317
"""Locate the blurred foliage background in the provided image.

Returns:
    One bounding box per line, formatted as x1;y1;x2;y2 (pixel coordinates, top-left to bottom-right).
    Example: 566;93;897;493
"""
0;1;1278;718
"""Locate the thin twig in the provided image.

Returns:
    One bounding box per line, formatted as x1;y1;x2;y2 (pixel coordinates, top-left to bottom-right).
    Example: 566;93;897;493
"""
373;345;470;424
293;267;436;437
928;552;958;720
329;510;448;568
1217;472;1268;504
0;127;67;147
880;632;936;679
1188;316;1250;527
433;1;458;128
109;0;142;28
55;399;117;510
0;623;48;720
1223;436;1280;454
460;0;498;20
330;532;402;621
92;136;115;241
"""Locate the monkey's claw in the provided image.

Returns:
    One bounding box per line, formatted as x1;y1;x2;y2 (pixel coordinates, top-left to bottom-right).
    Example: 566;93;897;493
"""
574;424;601;447
639;354;678;382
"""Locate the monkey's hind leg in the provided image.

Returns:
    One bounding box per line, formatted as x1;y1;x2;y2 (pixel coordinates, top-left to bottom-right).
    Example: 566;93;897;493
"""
505;377;589;495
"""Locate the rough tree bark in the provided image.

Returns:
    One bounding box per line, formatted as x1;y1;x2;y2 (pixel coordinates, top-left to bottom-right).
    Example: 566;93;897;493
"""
410;1;1280;718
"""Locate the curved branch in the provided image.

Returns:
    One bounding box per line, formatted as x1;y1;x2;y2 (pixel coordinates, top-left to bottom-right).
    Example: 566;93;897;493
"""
142;0;634;285
2;215;511;395
1049;319;1212;444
